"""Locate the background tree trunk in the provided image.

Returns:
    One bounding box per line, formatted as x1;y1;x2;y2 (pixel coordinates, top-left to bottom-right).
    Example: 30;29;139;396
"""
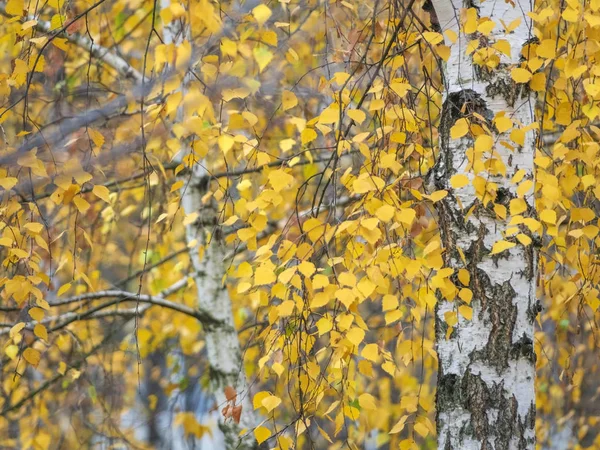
429;0;538;448
159;1;258;447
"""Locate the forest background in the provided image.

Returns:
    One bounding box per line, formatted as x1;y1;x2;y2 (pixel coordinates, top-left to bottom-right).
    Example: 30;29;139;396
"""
0;0;599;448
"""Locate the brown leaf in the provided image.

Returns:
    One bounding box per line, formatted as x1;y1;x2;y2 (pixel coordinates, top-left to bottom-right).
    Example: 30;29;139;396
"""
232;404;242;424
224;385;237;402
221;404;232;419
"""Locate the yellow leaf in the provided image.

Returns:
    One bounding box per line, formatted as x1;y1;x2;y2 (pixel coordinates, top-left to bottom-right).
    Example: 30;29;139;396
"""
316;317;332;335
23;348;41;366
88;128;104;148
24;222;43;234
540;209;556;224
5;0;23;15
52;37;70;52
390;82;411;98
458;305;473;320
277;300;295;317
493;39;511;56
253;391;270;409
336;288;355;308
252;4;272;27
171;180;184;192
0;177;17;190
254;426;271;444
376;204;395;222
57;282;72;296
490;240;516;255
516;179;533;197
494;115;513;132
445;29;457;43
511;128;525;146
466;39;480;55
474;134;493;152
253;46;273;72
34;324;48;340
428;190;448;202
360;217;379;231
511;68;532;83
304;217;325;242
422;31;444;44
382;294;398;311
92;185;111;203
389;416;408;434
312;274;329;289
444;311;458;327
423;240;440;256
347;109;366;124
282;90;297;111
358;393;377;410
361;343;378;362
73;196;90;213
298;260;316;278
414;422;430;438
10;323;25;339
382;360;396;377
400;395;418;412
450;118;469;139
319;107;339;124
494;204;507;219
353;175;384;194
536;39;556;59
5;345;18;360
450;174;469;189
459;288;473;303
346;327;365;346
477;19;495;35
516;233;532;245
398;208;416;225
254;265;276;286
385;310;402;324
261;395;281;413
369;98;385;111
530;72;546;91
311;292;330;308
218;135;235;154
176;40;191;70
464;8;478;33
29;307;44;321
505;17;521;32
301;128;317;144
268;169;294;191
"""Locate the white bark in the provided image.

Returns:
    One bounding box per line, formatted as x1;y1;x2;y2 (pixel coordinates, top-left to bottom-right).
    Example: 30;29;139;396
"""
430;0;537;448
180;176;257;449
161;1;257;447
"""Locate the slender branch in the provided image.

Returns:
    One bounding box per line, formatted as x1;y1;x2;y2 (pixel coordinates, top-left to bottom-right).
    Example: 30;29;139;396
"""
0;4;142;82
0;278;227;335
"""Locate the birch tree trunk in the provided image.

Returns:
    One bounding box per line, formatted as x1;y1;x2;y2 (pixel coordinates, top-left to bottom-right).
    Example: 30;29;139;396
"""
180;172;257;450
429;0;538;448
160;2;257;447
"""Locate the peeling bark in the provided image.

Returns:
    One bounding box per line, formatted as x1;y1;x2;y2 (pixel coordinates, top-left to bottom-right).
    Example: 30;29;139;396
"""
429;0;538;448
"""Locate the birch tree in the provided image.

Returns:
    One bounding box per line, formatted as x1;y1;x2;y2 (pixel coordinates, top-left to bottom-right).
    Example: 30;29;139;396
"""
1;0;600;448
428;0;538;448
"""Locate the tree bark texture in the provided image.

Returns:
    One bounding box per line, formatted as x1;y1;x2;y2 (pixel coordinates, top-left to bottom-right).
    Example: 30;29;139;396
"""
429;0;538;448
